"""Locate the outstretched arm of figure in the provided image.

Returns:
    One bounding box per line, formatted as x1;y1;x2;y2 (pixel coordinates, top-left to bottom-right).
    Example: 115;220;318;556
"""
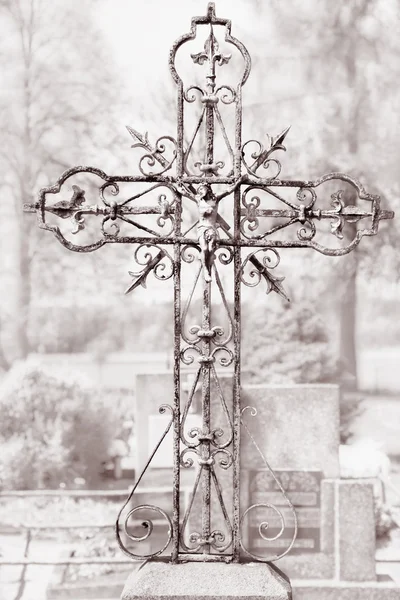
215;174;246;201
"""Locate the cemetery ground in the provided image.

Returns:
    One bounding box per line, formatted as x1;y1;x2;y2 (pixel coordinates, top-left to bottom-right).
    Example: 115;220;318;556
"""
1;391;400;599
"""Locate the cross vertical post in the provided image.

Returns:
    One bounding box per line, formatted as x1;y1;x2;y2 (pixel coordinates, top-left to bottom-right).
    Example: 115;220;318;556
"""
24;3;394;565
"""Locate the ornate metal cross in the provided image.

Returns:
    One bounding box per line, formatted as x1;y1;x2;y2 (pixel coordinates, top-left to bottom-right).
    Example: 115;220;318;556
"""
24;4;393;565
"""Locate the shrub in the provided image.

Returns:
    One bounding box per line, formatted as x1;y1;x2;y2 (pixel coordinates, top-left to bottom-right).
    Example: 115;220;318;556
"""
0;361;130;489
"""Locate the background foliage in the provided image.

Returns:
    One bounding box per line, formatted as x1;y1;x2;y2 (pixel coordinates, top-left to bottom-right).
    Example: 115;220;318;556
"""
242;299;337;384
0;362;132;489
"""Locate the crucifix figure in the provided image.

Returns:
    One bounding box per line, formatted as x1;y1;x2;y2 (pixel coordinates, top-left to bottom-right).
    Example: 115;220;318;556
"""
24;3;393;565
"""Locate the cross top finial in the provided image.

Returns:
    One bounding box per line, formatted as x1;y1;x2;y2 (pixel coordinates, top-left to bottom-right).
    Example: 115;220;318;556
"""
207;2;216;20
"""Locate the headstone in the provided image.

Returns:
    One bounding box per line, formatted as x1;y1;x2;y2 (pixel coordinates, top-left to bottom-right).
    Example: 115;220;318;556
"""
240;384;340;478
238;383;378;584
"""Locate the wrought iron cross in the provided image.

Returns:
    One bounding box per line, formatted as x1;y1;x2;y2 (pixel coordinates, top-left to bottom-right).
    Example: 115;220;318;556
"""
24;4;393;564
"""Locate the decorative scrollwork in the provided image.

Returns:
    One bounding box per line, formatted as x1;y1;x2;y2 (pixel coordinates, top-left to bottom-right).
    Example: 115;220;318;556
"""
193;159;225;176
210;346;234;367
125;244;173;295
296;187;316;208
210;448;233;470
47;184;87;234
127;126;177;177
295;187;317;241
101;217;120;237
183;85;236;106
241;127;290;180
157;194;174;229
188;529;228;552
188;325;224;345
180;447;198;468
296;219;316;241
215;246;234;265
100;181;120;205
241;249;289;302
215;85;236;104
241;193;260;233
138;136;177;177
115;404;174;559
180;344;202;365
122;505;172;558
239;503;286;561
181;244;201;264
184;86;205;103
191;27;231;71
239;406;298;562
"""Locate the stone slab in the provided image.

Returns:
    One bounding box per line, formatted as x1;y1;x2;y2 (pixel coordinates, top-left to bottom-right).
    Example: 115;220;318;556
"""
120;561;292;600
240;384;340;478
338;480;376;582
292;580;400;600
277;552;334;581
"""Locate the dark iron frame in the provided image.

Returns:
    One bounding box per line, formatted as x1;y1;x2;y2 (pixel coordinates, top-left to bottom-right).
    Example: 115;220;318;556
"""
24;3;393;564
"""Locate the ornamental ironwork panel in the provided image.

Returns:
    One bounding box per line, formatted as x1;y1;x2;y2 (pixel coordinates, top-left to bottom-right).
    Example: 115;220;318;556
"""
24;3;394;564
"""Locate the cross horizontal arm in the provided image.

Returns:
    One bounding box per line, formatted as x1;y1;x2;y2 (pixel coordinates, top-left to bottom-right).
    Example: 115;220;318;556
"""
241;207;394;221
23;201;175;217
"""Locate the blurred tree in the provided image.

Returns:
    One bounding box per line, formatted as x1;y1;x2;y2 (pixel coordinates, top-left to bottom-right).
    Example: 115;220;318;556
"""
311;0;399;389
0;0;126;368
261;0;400;387
242;299;337;384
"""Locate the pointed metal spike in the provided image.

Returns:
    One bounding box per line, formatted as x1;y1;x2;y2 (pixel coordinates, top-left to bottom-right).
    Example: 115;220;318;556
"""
277;126;291;143
124;272;148;295
272;126;291;148
126;125;148;146
249;254;290;302
124;278;143;295
126;125;141;140
266;273;290;302
125;251;165;295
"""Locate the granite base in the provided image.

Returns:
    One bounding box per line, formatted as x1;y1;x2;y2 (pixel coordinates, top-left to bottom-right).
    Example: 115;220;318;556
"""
120;561;292;600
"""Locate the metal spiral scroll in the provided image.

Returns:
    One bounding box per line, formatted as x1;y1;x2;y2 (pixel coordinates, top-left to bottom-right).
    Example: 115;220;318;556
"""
239;406;298;562
241;139;283;180
115;405;174;559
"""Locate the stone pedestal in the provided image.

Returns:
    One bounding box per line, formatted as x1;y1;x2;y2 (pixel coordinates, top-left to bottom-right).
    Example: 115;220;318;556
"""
121;561;292;600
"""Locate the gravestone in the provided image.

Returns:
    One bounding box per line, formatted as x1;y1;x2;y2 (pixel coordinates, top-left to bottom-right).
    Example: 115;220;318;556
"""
239;383;339;573
238;383;377;584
